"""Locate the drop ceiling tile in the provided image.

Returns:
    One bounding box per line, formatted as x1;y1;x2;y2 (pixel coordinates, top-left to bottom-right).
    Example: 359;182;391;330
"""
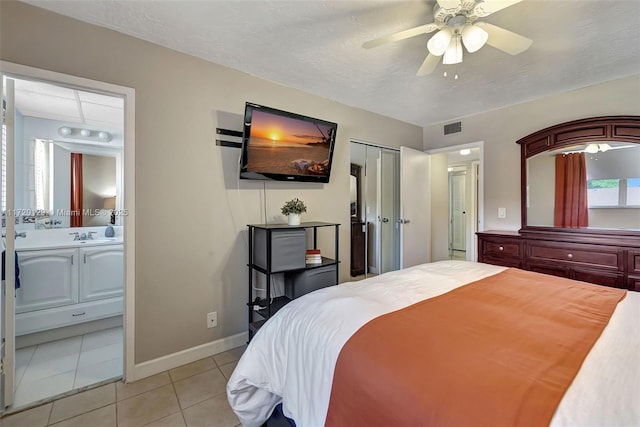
14;79;76;100
81;102;124;128
78;91;124;108
15;92;81;121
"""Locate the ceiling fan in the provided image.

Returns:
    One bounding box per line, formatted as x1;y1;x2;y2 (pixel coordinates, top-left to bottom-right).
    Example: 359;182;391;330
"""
363;0;532;76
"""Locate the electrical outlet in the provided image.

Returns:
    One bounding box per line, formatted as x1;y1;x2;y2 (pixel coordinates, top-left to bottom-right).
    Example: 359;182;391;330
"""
207;311;217;328
498;207;506;219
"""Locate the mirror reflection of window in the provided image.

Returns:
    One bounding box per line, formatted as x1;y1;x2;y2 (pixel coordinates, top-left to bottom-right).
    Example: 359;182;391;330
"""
33;139;52;212
587;179;620;207
628;178;640;205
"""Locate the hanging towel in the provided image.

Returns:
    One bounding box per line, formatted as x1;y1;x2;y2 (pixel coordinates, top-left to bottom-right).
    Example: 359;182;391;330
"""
1;250;21;289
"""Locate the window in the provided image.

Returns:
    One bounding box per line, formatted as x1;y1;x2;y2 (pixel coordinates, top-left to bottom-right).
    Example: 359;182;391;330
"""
34;139;50;212
628;178;640;206
588;178;640;208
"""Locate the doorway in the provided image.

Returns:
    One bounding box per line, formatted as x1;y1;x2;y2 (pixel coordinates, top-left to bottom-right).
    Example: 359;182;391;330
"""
350;141;401;278
449;168;467;260
427;142;483;262
1;62;135;412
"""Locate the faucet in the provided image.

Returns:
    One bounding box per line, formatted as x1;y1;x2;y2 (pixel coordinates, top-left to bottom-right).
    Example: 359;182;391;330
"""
70;231;98;241
2;231;27;239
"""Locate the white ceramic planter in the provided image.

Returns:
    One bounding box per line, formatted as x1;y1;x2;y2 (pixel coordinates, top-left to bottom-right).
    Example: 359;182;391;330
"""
288;213;301;225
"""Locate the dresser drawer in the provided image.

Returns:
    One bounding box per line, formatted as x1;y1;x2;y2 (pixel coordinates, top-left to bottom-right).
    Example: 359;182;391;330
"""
527;262;569;278
478;233;523;269
527;241;623;271
628;251;640;274
483;241;521;257
482;256;523;269
572;268;625;289
628;275;640;292
479;235;522;257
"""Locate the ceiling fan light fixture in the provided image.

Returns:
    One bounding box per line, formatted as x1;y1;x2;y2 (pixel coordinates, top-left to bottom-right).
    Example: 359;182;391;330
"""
427;28;452;56
442;35;463;65
461;24;488;53
584;144;599;154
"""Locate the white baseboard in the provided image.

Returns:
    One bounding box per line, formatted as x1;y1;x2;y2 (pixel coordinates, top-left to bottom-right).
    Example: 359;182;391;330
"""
132;332;248;382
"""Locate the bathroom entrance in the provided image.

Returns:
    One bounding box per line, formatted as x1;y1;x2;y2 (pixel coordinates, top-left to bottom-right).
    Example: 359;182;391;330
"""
1;63;135;412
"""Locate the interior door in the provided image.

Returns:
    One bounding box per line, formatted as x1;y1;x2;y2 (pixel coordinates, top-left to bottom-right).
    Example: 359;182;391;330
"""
351;141;402;276
1;74;16;408
379;149;400;273
400;146;431;268
450;172;466;252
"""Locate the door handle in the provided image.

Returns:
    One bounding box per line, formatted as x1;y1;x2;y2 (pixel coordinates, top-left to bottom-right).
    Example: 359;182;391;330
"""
397;219;410;224
381;218;389;223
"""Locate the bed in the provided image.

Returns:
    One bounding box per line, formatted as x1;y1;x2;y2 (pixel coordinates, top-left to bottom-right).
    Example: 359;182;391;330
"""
227;260;640;426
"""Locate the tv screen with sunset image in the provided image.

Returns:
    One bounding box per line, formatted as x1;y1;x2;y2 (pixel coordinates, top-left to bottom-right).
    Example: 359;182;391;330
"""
239;103;337;183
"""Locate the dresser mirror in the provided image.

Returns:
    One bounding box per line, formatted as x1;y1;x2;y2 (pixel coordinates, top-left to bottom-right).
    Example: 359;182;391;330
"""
526;143;640;229
518;116;640;233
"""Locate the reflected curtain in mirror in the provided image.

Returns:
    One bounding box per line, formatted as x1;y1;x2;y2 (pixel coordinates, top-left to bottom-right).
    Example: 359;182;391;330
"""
70;153;83;227
554;153;588;227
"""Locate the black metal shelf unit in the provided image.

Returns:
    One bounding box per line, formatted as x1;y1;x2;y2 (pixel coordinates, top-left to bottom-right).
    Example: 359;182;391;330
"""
247;222;340;340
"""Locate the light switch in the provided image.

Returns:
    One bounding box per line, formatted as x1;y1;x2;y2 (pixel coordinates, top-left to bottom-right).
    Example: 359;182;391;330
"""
498;207;506;219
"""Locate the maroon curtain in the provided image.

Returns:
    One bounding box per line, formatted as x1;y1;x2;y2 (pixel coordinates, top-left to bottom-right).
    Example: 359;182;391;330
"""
554;153;588;227
70;153;83;227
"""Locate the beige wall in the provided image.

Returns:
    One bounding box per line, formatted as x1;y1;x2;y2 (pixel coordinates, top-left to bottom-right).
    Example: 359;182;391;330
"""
430;153;449;261
424;74;640;232
1;2;423;363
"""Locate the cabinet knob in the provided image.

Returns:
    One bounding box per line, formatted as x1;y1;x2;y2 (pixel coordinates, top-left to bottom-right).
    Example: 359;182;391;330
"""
567;253;573;259
499;246;504;251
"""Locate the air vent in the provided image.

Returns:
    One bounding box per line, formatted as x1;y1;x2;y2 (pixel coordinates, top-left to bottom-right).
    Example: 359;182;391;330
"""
444;122;462;135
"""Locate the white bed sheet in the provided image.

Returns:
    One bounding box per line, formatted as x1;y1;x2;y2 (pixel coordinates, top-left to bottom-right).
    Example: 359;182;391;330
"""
227;260;640;427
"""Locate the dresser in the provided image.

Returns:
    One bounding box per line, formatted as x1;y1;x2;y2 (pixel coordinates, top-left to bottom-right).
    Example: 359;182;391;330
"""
480;115;640;292
478;230;640;291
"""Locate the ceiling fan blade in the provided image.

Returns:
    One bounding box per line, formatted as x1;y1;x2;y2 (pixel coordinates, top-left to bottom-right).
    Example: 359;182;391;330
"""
473;0;523;17
417;53;440;76
475;22;532;55
437;0;461;11
363;23;440;49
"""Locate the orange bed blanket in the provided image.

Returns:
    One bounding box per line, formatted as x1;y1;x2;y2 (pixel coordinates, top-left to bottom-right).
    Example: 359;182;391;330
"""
325;268;626;427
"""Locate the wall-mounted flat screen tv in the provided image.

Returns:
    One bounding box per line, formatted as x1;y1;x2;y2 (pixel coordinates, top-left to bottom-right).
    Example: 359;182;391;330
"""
239;102;338;183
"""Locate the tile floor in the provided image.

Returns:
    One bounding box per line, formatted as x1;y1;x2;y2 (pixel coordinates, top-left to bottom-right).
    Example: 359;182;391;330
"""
0;345;246;427
13;327;124;409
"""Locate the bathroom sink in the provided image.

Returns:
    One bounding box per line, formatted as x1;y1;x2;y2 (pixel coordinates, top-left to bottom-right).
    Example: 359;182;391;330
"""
15;237;122;250
77;238;117;244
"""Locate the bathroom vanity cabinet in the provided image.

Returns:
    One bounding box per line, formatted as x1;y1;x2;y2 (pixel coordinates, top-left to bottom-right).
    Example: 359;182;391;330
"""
15;243;124;335
247;222;340;340
16;248;79;313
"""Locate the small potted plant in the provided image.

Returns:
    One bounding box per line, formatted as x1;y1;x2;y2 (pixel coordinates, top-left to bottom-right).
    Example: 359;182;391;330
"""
281;198;307;225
